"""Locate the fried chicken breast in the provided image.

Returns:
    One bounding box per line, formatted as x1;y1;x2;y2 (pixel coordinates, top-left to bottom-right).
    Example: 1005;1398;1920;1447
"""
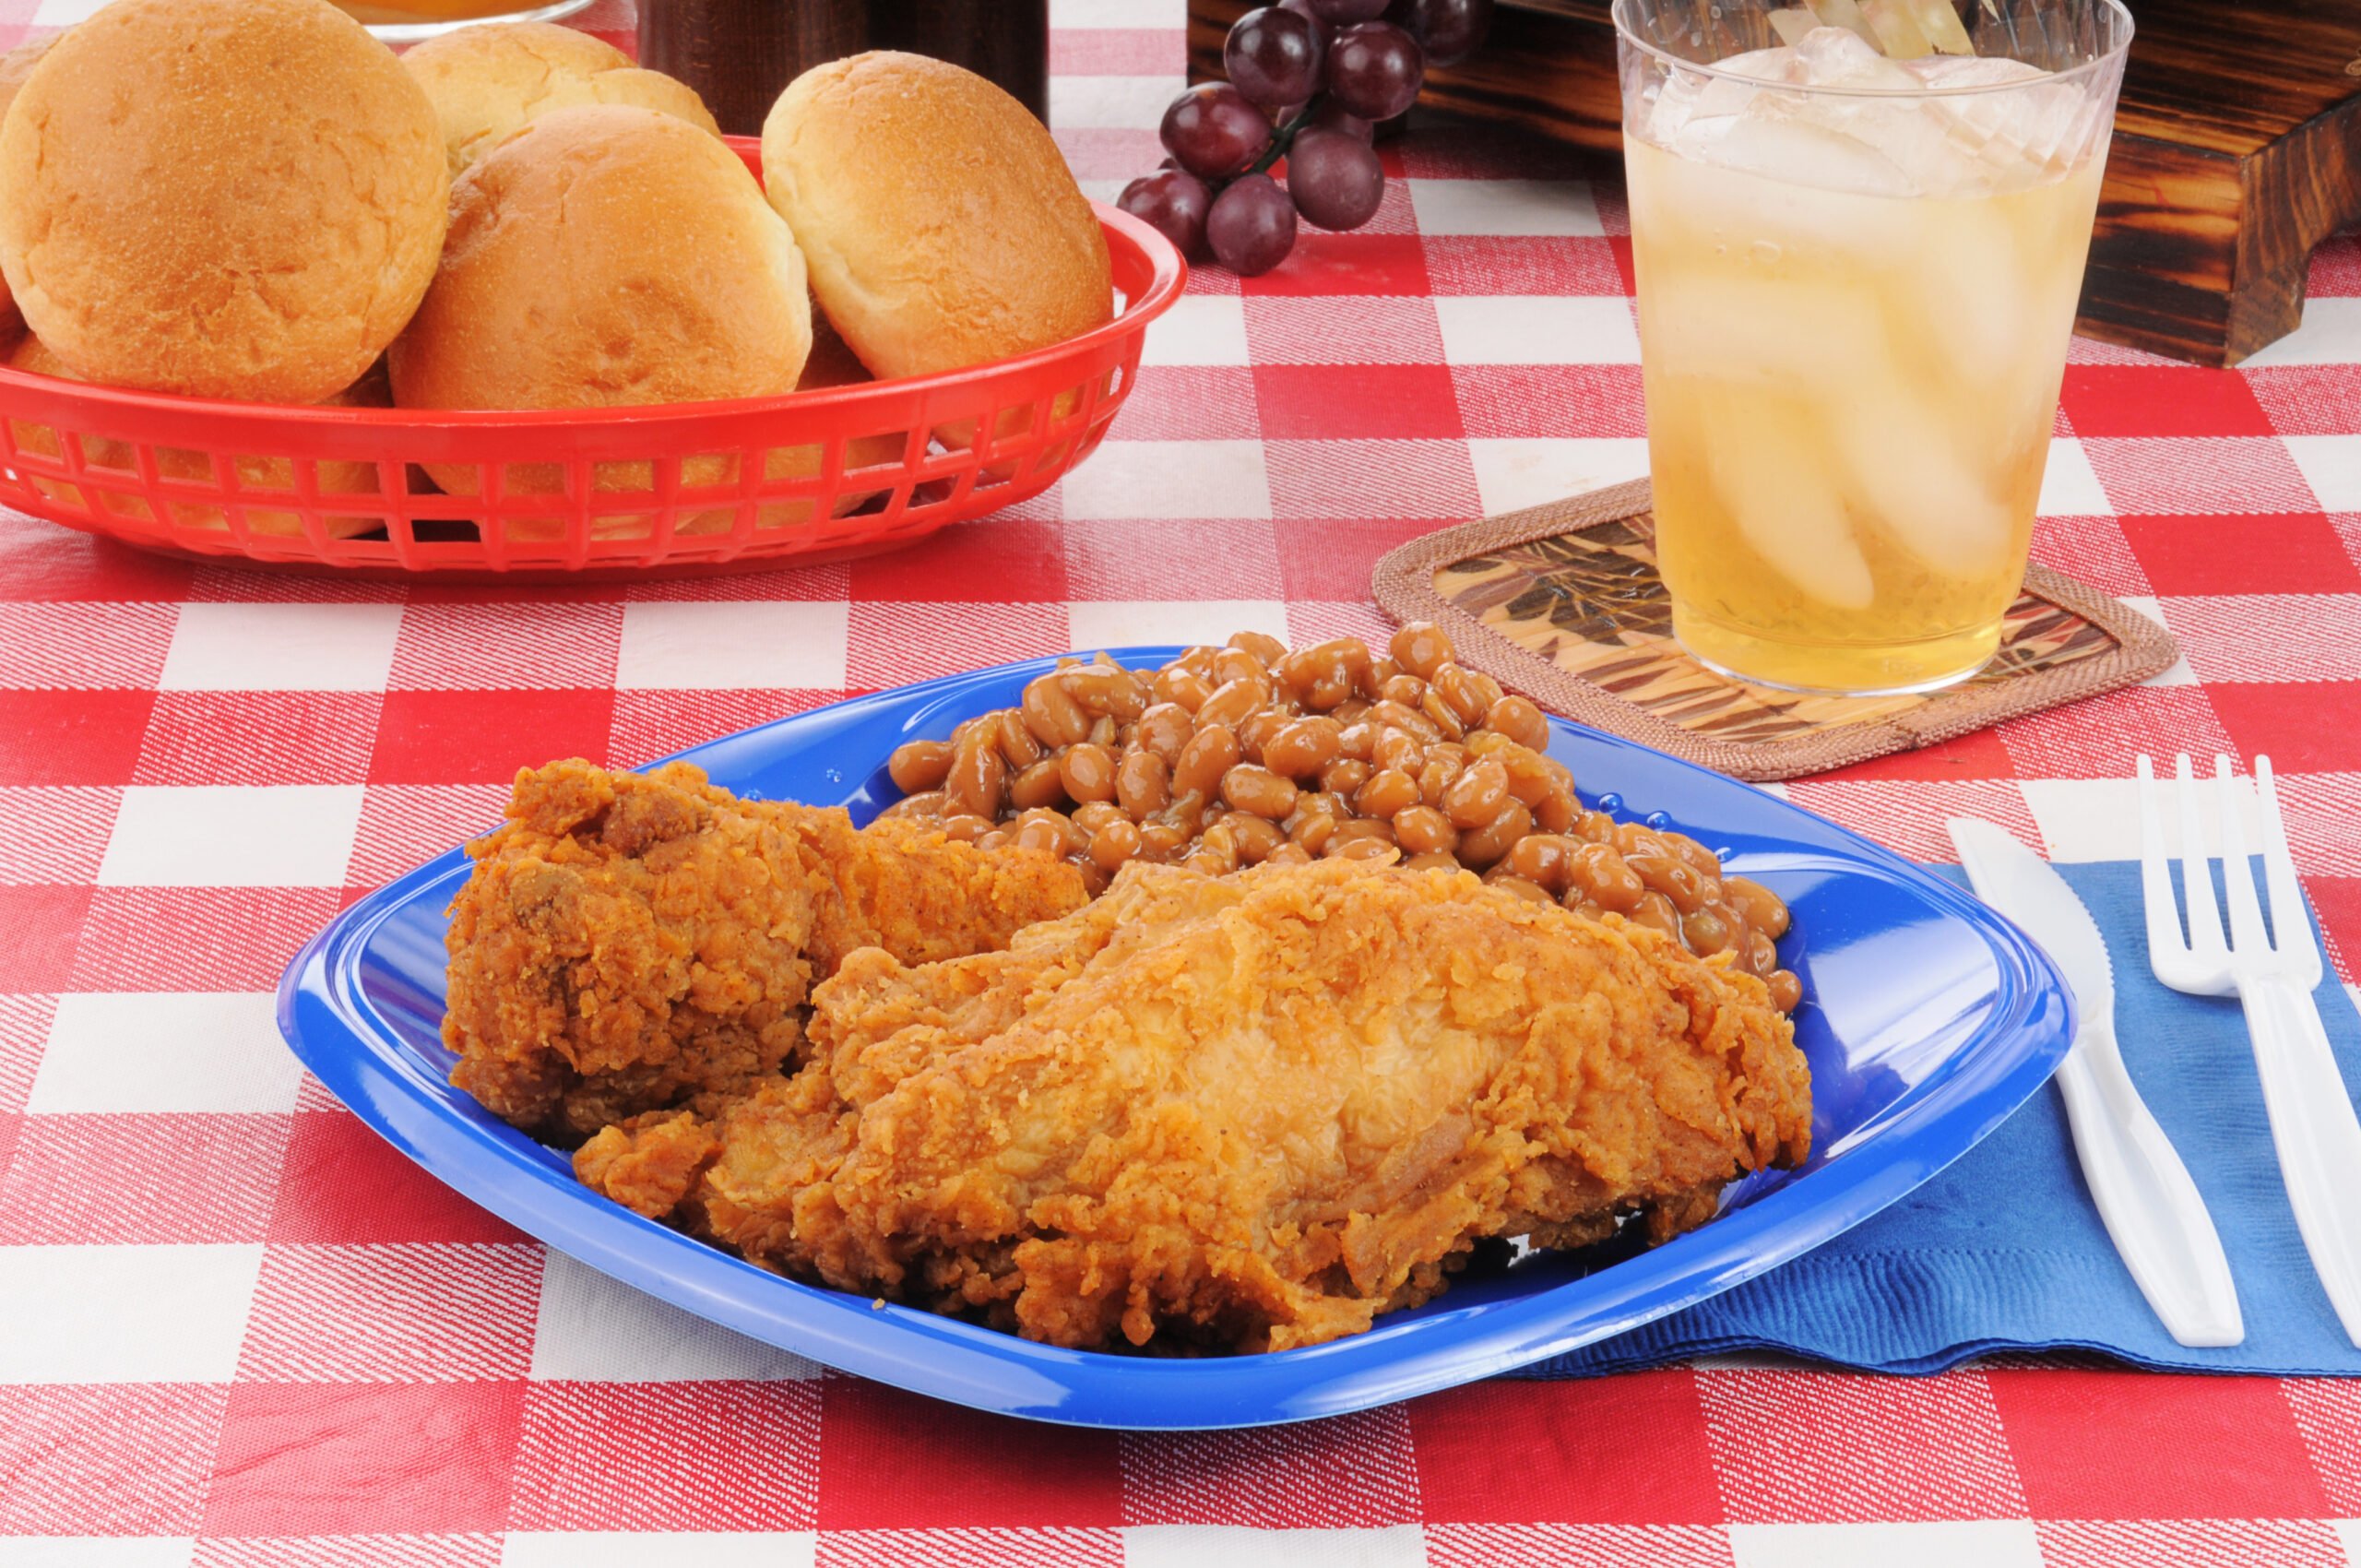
443;758;1089;1144
577;857;1812;1352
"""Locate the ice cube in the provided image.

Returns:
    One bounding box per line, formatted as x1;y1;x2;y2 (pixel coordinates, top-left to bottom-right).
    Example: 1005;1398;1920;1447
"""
1698;396;1879;612
1675;110;1916;199
1827;376;2017;576
1790;24;1919;89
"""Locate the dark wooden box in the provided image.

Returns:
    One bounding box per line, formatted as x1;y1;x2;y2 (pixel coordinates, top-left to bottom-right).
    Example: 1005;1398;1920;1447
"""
1189;0;2361;366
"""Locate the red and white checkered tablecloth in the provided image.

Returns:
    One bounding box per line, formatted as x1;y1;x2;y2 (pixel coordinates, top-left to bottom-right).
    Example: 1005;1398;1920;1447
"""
5;0;2361;1563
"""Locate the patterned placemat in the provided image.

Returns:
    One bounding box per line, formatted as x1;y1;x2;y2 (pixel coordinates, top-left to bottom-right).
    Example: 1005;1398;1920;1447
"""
1372;479;2182;782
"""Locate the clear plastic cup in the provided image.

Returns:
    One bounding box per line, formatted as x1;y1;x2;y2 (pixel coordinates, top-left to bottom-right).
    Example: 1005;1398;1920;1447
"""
1614;0;2132;695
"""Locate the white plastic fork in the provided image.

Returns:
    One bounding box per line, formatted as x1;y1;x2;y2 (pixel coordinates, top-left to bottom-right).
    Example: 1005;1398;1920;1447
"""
2138;752;2361;1347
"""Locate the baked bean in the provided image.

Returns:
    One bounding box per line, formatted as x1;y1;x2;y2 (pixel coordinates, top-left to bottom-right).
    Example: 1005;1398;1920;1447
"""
1073;801;1125;836
1457;800;1533;866
1532;790;1578;835
1264;841;1313;867
1419;688;1468;742
939;813;994;844
977;828;1010;850
1264;716;1344;778
887;740;954;794
1009;758;1066;811
1504;833;1574;893
1418;751;1466;809
1567;841;1645;912
996;710;1045;770
1465;669;1505;715
1196;676;1268;732
1443;759;1511;828
1390;620;1452;681
1682;906;1737;956
1087;715;1117;749
1381;674;1428;708
1331;697;1371;724
1212;647;1266;688
1361;657;1404;698
1228;630;1288;667
1393;804;1458;856
1289;811;1337;856
1153;668;1214;713
1021;672;1091;747
1356;767;1421;820
1157;791;1207;837
945;734;1007;819
1222;766;1299;820
1139;821;1189;861
1192;822;1242;875
1429;663;1489;727
1236;707;1288;760
1484;695;1550;752
1328;830;1398;861
1230;814;1286;864
1372;727;1424;775
1403;851;1460;872
1724;876;1790;940
1485;873;1554;905
1320;758;1370;797
1630;890;1684;941
1574;809;1619;844
1743;929;1779;978
1117;749;1170;818
1064;665;1147;722
1628;853;1716;915
1768;970;1804;1012
1567;897;1607;921
879;789;945;820
1175;646;1219;676
1667;834;1722;877
1336;721;1379;762
1369;699;1441;743
1302;637;1373;685
1173;724;1241;801
1489;743;1555;808
1059;742;1117;803
1615;821;1667;860
1014;813;1074;859
1133;703;1193;766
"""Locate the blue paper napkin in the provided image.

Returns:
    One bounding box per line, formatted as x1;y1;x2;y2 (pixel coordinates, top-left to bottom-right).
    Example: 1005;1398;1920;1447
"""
1530;859;2361;1377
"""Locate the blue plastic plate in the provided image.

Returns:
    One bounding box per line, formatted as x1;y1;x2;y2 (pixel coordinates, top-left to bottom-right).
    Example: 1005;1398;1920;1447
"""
279;647;2072;1429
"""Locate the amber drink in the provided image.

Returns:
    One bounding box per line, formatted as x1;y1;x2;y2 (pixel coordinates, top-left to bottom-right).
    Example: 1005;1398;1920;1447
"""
1615;0;2131;695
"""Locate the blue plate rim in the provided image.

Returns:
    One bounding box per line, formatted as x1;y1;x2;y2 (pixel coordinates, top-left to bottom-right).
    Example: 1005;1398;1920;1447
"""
278;646;2074;1429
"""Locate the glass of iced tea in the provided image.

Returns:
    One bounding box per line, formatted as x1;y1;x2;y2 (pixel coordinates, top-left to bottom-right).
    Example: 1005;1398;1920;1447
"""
1614;0;2131;695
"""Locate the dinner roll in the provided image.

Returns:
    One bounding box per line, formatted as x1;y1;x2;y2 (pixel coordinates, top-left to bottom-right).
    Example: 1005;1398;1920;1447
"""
6;334;384;536
402;21;720;179
0;33;56;329
761;53;1111;382
388;104;812;534
0;0;446;405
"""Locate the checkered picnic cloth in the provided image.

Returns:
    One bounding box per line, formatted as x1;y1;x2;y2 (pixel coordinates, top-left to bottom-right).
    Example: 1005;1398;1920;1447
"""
5;1;2361;1563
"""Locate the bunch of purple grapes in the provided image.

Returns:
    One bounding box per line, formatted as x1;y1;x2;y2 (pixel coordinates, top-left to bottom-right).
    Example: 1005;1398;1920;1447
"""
1119;0;1493;277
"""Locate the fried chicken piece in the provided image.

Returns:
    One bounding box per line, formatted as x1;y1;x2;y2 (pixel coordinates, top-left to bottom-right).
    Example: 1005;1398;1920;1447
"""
443;758;1088;1144
578;857;1812;1352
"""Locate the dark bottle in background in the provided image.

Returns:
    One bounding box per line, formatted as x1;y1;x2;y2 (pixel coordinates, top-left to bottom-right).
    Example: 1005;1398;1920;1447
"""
638;0;1049;137
869;0;1050;122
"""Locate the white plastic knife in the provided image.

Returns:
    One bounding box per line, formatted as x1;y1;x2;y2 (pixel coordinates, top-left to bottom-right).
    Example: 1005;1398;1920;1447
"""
1947;817;2245;1348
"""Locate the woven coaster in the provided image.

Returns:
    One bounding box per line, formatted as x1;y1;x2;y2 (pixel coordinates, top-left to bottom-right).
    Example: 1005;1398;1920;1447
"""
1370;479;2180;783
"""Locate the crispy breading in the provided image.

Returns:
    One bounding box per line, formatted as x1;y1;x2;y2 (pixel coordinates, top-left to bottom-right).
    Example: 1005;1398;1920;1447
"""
443;758;1088;1144
578;857;1812;1352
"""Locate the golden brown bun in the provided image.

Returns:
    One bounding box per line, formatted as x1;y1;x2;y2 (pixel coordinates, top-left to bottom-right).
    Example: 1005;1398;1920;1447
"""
761;52;1111;382
6;333;382;537
388;104;812;535
0;32;55;329
402;21;719;179
0;0;445;405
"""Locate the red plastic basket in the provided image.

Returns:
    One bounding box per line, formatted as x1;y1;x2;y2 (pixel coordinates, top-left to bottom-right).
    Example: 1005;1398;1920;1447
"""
0;137;1184;576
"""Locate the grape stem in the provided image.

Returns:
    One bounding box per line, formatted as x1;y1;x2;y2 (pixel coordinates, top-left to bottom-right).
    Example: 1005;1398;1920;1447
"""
1245;95;1322;179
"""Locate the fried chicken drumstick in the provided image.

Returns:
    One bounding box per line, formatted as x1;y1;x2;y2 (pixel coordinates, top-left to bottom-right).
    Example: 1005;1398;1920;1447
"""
443;759;1090;1144
577;857;1813;1352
